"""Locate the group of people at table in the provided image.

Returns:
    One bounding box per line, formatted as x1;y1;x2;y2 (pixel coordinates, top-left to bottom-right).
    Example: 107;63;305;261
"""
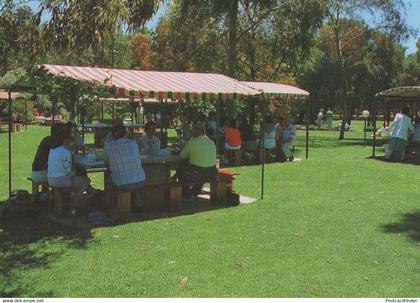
30;113;297;212
30;120;218;211
380;105;420;161
180;112;297;163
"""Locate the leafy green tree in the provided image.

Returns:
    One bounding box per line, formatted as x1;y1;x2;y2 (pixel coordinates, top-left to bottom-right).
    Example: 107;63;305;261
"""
319;0;409;139
38;0;162;66
0;1;40;74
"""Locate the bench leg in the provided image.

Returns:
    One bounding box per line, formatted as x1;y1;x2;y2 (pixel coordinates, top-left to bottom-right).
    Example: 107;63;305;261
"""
234;150;242;166
53;190;64;216
31;183;39;202
168;186;183;211
210;180;227;205
116;192;132;217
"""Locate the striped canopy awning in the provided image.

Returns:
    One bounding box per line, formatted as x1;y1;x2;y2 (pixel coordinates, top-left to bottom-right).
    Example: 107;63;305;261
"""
376;86;420;101
241;81;309;99
41;64;261;100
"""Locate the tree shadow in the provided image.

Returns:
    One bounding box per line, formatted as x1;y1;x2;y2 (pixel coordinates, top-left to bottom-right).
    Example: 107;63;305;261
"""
381;210;420;242
0;213;94;297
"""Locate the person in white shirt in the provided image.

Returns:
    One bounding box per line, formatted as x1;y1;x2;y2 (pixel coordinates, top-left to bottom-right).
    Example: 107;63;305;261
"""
47;128;91;194
137;121;160;157
317;109;323;128
384;106;413;161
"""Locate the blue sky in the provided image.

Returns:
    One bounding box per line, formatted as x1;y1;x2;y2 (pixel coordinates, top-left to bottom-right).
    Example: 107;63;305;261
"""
27;0;420;54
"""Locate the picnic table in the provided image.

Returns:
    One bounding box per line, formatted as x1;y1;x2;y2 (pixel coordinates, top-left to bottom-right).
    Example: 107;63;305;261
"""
75;149;183;206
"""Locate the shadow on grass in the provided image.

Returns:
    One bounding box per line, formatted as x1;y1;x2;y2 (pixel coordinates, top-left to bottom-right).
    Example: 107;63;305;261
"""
369;155;420;166
382;210;420;242
0;214;93;297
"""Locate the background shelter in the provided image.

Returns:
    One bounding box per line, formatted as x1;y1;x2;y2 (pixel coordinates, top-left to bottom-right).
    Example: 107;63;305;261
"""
241;81;310;158
240;81;310;199
372;86;420;157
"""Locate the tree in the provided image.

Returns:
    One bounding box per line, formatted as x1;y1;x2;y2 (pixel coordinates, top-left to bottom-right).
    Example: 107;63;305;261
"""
179;0;276;77
37;0;162;66
0;1;40;75
319;0;409;139
131;32;156;70
400;39;420;86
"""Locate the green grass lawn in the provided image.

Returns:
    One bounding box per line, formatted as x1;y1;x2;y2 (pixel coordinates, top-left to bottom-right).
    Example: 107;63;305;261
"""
1;122;419;297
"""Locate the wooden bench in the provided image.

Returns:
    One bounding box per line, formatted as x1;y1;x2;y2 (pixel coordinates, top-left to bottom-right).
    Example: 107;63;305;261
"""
27;177;49;202
12;123;22;132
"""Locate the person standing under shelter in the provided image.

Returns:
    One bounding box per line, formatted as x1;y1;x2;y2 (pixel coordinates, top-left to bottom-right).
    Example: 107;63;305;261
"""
105;125;146;211
384;106;413;161
177;121;217;201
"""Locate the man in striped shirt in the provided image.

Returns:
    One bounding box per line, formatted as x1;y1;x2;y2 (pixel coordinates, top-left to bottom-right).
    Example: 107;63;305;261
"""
105;125;146;210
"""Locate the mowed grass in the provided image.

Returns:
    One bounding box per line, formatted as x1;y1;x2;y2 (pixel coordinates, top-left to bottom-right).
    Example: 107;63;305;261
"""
0;122;419;297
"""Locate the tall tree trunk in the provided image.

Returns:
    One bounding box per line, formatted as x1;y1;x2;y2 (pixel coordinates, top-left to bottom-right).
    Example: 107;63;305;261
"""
227;0;238;77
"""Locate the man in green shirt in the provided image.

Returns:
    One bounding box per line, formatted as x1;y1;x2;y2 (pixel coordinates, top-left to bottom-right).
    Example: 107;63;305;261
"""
177;121;217;199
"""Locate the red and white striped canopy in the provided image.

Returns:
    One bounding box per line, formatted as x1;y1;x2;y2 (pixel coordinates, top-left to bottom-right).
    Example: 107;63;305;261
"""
41;64;261;100
241;81;309;99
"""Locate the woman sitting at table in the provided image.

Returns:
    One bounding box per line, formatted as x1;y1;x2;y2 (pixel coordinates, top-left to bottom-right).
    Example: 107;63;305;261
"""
105;125;146;211
31;123;64;184
224;119;242;151
47;128;91;196
261;116;277;150
66;121;85;153
138;121;160;157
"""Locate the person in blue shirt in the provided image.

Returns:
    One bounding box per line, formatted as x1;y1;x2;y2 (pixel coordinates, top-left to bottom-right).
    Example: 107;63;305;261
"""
105;125;146;211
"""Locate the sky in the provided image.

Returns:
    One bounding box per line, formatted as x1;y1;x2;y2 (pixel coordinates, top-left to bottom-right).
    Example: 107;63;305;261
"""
26;0;420;54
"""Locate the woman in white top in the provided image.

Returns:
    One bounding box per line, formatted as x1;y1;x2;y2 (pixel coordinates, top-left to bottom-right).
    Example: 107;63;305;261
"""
48;128;91;194
137;121;160;157
385;106;413;161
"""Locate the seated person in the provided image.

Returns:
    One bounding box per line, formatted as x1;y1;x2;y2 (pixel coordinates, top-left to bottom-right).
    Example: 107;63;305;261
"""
261;116;277;150
177;121;217;200
239;117;258;152
224;119;241;150
206;112;218;139
31;123;64;183
105;125;146;211
180;117;192;143
105;119;124;144
47;128;91;197
137;121;160;157
279;116;297;162
411;117;420;144
66;121;85;153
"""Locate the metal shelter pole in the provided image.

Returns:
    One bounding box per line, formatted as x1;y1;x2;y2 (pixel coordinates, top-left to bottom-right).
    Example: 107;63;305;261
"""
306;99;310;159
216;96;221;155
81;100;85;143
372;97;377;158
8;89;12;198
25;100;28;130
52;96;56;125
260;94;266;200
